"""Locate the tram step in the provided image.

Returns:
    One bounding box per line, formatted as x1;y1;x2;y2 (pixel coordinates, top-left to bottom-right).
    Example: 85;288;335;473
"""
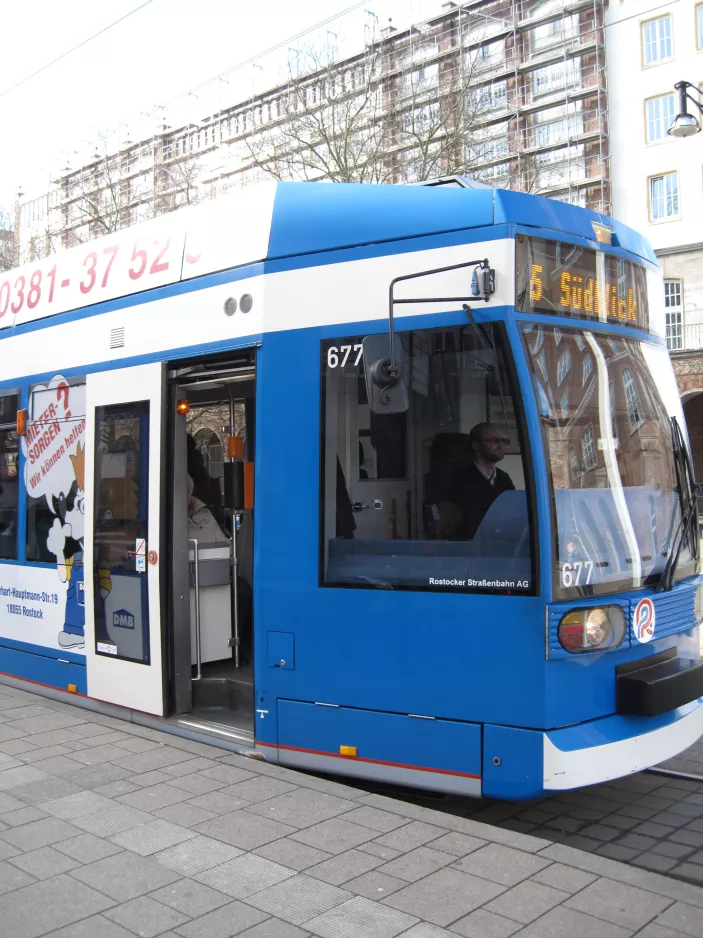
192;677;254;713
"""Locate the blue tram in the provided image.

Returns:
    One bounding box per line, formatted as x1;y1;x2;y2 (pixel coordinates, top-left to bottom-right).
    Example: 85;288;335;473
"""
0;179;701;799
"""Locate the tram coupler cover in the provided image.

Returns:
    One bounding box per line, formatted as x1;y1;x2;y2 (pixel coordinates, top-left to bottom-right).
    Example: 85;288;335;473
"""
617;655;703;717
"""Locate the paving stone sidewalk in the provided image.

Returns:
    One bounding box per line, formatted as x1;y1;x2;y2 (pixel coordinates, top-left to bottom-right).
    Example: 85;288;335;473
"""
364;640;703;888
0;684;700;935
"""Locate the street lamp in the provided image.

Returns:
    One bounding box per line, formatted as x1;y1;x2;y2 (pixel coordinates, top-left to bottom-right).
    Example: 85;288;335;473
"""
668;81;702;137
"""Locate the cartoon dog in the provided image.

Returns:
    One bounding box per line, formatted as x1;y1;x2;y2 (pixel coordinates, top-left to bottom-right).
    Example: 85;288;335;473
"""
47;444;87;648
46;444;111;649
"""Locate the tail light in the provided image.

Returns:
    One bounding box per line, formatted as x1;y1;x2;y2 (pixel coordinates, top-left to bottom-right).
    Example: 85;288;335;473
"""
558;606;626;654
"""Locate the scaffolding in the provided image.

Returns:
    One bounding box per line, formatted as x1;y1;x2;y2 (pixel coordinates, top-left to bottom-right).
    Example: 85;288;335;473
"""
386;0;610;211
17;0;611;259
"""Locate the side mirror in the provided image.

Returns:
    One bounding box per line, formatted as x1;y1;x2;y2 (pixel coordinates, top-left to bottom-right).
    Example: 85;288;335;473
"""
362;334;409;415
471;265;496;301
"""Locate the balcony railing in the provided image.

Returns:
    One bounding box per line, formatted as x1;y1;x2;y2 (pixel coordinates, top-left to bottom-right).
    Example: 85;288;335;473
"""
668;322;703;353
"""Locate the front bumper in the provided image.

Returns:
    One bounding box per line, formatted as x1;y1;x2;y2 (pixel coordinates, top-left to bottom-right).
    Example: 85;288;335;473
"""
483;696;703;799
543;696;703;791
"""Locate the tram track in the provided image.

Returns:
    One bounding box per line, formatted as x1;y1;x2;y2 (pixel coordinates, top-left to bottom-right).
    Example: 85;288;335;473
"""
645;766;703;784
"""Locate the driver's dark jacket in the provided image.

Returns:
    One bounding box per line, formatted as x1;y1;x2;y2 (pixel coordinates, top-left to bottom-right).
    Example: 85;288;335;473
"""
455;462;515;540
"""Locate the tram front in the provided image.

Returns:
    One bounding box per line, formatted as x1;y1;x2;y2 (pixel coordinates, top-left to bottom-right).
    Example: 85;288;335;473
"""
509;230;703;798
279;186;703;801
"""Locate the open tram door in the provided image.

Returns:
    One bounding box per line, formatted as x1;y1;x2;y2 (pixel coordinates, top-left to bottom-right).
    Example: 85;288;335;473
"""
167;350;257;745
83;363;167;715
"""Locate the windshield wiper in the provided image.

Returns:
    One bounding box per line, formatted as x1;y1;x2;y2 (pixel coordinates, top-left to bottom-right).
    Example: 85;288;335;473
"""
657;497;698;592
655;417;699;592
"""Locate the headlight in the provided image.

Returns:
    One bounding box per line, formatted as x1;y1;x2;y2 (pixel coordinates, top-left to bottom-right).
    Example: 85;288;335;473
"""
558;606;626;654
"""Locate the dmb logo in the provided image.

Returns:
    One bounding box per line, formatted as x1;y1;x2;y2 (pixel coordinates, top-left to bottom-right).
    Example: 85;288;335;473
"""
112;609;135;630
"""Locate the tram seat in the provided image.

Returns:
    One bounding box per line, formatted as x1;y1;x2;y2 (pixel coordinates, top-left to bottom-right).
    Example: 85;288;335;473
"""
423;432;472;539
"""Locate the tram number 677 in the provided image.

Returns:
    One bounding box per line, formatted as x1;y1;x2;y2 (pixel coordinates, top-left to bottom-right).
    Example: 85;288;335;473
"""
327;345;364;369
560;561;594;587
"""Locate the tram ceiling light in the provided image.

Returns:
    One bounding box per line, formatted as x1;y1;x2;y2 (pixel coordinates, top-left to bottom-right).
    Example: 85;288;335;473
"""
557;606;626;654
667;81;702;138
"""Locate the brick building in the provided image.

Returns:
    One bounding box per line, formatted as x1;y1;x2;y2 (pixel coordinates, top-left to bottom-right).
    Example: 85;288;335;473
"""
16;0;610;256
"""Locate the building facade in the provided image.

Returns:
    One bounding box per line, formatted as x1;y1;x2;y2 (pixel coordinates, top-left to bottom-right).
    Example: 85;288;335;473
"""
606;0;703;474
16;0;609;261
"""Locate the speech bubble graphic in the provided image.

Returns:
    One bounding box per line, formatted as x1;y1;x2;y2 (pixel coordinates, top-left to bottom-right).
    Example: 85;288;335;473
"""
22;375;87;512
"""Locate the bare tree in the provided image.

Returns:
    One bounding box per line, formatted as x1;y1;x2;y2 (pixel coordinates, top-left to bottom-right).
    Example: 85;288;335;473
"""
153;146;204;214
246;43;394;183
56;131;205;245
244;30;512;186
391;38;510;184
61;138;133;240
0;207;14;273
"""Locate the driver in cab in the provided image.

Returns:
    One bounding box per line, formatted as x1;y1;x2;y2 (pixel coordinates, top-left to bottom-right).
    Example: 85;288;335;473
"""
458;422;515;539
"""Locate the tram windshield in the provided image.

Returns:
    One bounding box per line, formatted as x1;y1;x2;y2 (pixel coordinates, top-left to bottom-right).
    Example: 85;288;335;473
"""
521;323;695;600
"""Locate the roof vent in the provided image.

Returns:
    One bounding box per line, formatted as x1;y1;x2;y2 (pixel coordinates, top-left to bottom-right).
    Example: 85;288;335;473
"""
414;175;492;189
110;327;125;349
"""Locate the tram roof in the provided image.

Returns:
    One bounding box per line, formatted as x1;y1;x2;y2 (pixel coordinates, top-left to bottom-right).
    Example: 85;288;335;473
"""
1;181;656;336
266;182;657;266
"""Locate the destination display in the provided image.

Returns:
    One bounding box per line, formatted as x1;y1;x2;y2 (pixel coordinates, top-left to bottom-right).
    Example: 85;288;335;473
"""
516;236;649;331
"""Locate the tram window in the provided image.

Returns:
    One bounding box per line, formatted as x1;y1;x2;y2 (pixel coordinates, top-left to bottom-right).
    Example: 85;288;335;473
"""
93;402;151;663
25;377;86;564
0;392;19;561
320;327;535;593
521;324;693;598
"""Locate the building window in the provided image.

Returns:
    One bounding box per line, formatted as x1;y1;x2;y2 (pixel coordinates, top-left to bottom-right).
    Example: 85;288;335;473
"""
560;391;569;418
569;445;581;479
474;162;510;181
649;171;679;220
581;424;597;470
476;39;505;70
582;354;593;386
557;348;571;385
609;382;618;441
697;4;703;49
0;392;19;561
646;93;675;143
532;59;579;96
535;113;584;148
466;135;509;164
473;80;507;111
537;349;549;382
642;15;673;66
664;280;683;350
623;368;644;431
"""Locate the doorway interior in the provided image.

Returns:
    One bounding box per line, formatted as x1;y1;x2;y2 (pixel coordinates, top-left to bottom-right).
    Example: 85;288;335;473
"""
167;350;256;742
